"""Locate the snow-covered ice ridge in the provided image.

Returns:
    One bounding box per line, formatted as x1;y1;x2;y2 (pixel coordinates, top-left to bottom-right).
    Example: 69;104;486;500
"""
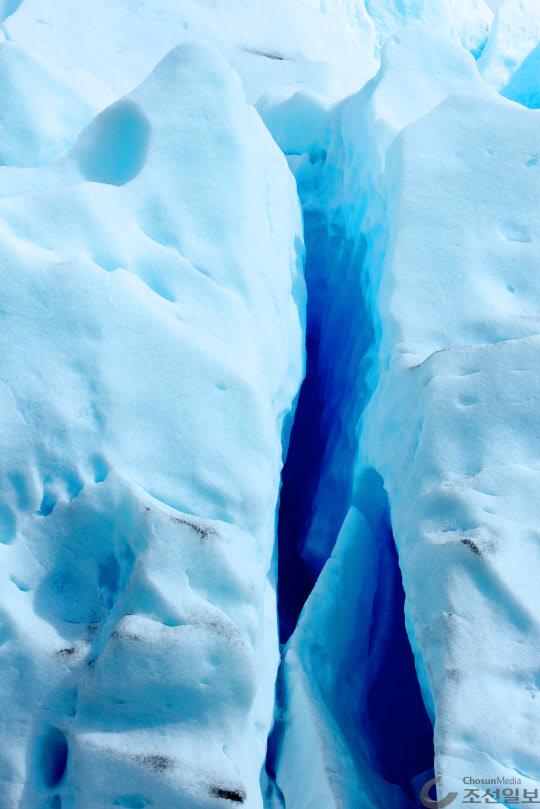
0;1;539;808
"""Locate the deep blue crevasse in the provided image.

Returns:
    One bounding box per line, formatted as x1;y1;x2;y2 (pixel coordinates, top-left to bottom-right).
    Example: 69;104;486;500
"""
273;154;434;803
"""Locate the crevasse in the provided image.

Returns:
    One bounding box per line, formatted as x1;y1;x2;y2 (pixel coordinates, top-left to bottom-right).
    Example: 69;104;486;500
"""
262;34;443;806
265;13;540;809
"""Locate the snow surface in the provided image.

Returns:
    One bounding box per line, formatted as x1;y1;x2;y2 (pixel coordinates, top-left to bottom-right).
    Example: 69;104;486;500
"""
1;1;540;808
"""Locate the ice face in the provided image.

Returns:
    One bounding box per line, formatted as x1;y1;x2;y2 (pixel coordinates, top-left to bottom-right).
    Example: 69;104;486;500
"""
0;40;304;808
364;0;493;56
361;91;540;798
1;2;540;809
479;0;540;91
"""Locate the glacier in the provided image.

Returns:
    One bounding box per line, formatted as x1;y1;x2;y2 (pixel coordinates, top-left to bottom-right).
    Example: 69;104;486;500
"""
0;1;539;808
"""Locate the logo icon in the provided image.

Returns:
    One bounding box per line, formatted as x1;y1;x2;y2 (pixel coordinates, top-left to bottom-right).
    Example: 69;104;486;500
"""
420;776;458;808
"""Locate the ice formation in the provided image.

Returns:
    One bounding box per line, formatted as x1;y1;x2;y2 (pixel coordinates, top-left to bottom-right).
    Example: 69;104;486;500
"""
1;1;539;808
0;35;304;809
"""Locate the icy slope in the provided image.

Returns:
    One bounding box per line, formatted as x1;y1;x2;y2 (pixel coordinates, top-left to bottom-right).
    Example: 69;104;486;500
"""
0;42;304;808
362;91;540;800
365;0;493;57
304;0;493;57
502;42;540;108
479;0;540;92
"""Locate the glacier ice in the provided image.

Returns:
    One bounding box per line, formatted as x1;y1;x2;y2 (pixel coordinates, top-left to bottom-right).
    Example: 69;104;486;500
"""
479;0;540;92
364;0;493;57
502;42;540;108
1;1;540;809
0;39;304;808
360;90;540;798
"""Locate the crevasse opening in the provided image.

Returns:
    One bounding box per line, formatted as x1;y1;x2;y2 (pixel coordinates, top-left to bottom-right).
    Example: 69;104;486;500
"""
270;140;435;803
360;474;435;803
276;207;371;643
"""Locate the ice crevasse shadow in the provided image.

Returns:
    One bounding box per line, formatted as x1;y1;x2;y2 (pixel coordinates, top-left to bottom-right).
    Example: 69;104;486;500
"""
270;132;434;805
